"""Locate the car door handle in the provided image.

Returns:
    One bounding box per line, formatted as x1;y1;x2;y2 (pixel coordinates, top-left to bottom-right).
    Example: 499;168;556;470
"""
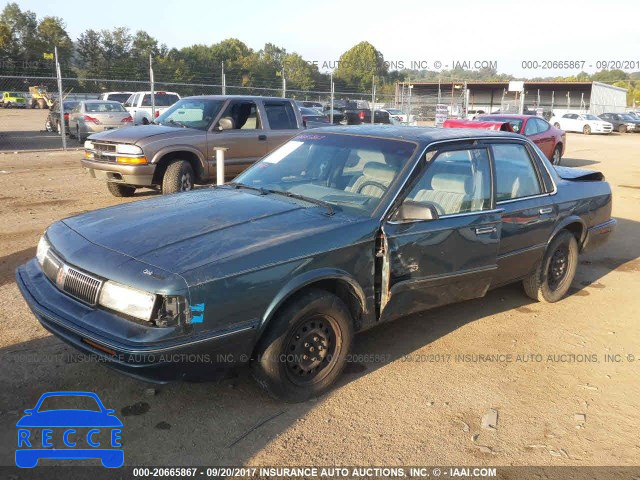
474;226;496;235
258;134;267;141
539;207;553;215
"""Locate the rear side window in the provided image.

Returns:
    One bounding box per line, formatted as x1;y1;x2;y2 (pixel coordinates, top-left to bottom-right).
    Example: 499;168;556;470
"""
492;144;542;202
264;102;298;130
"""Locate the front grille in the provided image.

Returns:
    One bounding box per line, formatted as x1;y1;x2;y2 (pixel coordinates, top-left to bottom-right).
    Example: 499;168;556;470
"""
92;142;117;163
41;250;103;306
62;266;102;305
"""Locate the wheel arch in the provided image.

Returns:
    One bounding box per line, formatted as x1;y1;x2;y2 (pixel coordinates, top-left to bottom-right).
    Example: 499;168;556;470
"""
548;216;586;250
151;148;206;184
258;269;368;337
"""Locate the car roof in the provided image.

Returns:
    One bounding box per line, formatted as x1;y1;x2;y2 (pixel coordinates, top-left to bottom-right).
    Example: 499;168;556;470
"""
478;114;533;120
307;125;524;144
183;95;297;102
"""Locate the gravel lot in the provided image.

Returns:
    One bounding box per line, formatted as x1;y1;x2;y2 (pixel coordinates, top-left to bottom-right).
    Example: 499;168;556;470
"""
0;133;639;468
0;108;82;151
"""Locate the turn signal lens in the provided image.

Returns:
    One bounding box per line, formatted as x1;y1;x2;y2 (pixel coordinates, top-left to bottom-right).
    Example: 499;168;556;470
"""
116;156;148;164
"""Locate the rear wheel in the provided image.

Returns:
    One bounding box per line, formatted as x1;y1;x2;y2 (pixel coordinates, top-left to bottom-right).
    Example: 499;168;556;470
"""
583;124;591;135
552;145;562;165
162;160;194;194
107;182;136;197
618;124;627;133
251;289;353;402
523;230;578;303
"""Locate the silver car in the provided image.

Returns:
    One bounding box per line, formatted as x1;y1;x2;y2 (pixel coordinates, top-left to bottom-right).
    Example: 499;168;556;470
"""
69;100;133;141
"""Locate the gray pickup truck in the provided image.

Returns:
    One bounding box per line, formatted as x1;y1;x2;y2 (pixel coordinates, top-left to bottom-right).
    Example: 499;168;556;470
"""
82;95;305;196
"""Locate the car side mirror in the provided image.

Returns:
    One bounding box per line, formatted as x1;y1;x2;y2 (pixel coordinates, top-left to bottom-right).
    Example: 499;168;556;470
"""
217;117;233;131
393;200;439;222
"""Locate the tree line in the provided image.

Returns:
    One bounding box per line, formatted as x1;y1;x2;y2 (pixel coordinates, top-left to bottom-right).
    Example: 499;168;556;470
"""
0;2;638;104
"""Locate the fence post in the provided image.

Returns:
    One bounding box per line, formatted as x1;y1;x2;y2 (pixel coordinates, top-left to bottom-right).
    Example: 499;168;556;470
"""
371;76;376;124
149;55;155;120
330;72;334;124
282;68;286;98
54;47;66;150
222;61;226;95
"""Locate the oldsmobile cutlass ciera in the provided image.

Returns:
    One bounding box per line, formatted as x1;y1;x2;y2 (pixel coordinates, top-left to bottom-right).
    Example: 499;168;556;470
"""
17;126;616;402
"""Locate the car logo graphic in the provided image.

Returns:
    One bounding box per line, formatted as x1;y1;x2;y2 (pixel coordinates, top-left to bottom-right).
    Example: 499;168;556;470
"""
15;391;123;468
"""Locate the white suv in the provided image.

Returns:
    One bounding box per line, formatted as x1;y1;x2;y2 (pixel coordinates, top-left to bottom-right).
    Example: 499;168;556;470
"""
123;91;181;125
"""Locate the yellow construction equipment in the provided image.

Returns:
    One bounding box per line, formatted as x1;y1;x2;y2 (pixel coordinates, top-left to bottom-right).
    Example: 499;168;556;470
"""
28;86;55;109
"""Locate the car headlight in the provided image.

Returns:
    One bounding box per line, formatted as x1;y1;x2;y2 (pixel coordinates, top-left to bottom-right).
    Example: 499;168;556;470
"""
99;281;157;322
36;235;50;266
116;144;143;155
84;140;94;150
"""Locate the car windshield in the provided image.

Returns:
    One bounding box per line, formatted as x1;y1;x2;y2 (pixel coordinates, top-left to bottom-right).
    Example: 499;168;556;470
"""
300;107;322;116
386;109;402;115
37;395;101;412
86;102;126;113
8;92;22;97
583;114;599;120
156;98;224;131
477;116;523;133
233;133;416;216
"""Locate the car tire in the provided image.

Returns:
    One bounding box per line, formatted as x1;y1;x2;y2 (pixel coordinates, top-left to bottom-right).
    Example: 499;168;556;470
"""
583;125;591;135
107;182;136;197
618;125;626;133
162;160;194;194
523;230;579;303
251;288;354;403
552;145;562;165
45;119;53;132
553;122;561;129
142;117;150;125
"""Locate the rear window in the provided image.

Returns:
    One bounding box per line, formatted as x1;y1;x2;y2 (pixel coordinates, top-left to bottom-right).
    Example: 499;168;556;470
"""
38;395;101;412
141;93;180;107
86;102;126;113
105;93;132;103
264;102;298;129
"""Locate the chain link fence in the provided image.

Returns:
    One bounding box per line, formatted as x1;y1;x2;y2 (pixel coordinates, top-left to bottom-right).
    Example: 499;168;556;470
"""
0;74;398;152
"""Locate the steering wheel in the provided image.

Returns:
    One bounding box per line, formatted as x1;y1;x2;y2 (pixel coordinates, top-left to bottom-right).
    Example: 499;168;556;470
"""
356;181;387;196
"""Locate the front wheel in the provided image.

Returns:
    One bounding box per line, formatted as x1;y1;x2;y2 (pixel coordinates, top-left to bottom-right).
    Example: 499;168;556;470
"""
523;230;578;303
107;182;136;197
162;160;194;194
552;145;562;165
618;125;627;133
583;125;592;135
251;289;354;402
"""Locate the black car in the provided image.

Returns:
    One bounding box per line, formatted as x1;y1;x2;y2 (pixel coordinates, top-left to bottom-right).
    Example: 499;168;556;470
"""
598;112;640;133
45;100;80;134
17;126;615;402
300;107;330;128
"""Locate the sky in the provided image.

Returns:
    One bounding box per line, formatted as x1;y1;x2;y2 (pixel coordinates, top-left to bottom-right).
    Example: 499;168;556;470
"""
13;0;640;78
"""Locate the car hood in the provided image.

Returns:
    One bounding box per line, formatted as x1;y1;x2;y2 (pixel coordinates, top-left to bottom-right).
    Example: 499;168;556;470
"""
88;125;203;144
61;188;360;278
17;410;123;428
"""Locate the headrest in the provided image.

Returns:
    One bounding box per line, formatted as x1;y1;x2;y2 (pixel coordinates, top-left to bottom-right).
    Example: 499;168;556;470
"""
363;162;397;184
430;173;472;195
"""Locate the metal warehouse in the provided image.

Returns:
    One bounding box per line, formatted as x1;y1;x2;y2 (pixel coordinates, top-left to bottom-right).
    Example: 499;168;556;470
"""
395;81;628;119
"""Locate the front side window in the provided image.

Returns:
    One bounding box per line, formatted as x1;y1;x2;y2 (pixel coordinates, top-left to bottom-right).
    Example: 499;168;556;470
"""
264;102;298;129
218;101;261;130
492;143;542;202
234;133;416;216
403;148;492;216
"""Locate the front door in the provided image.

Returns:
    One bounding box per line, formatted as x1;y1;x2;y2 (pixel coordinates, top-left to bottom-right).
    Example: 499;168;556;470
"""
380;145;502;323
208;100;268;181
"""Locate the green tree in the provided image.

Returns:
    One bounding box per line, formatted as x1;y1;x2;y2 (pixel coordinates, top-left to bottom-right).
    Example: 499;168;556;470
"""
75;29;104;77
37;16;72;62
335;41;387;91
283;53;316;92
0;2;39;60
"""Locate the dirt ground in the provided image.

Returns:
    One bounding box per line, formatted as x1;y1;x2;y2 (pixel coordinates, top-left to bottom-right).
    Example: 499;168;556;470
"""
0;133;639;469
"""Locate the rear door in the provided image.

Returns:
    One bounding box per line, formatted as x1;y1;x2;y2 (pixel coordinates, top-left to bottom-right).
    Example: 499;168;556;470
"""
263;101;302;151
207;99;268;181
489;140;556;287
380;144;502;323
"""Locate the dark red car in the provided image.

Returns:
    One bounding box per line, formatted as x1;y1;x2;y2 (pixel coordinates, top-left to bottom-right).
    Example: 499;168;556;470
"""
476;114;566;165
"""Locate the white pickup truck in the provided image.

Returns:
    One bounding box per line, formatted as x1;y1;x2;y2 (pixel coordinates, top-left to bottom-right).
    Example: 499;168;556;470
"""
123;91;181;125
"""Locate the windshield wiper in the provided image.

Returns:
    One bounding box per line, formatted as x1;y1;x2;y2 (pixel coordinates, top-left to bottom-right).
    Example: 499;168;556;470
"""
227;181;268;195
264;188;335;216
167;119;188;128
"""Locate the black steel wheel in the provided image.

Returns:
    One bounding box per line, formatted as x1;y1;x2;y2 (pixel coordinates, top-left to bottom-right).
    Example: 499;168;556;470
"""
251;288;353;402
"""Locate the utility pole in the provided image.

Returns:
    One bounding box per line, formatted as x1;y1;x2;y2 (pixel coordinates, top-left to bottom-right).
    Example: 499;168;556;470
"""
330;72;334;124
149;54;155;120
54;46;66;149
407;78;413;126
221;61;226;95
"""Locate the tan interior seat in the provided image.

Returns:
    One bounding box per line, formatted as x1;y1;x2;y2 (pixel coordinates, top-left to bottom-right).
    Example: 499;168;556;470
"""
413;173;472;215
346;162;397;197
